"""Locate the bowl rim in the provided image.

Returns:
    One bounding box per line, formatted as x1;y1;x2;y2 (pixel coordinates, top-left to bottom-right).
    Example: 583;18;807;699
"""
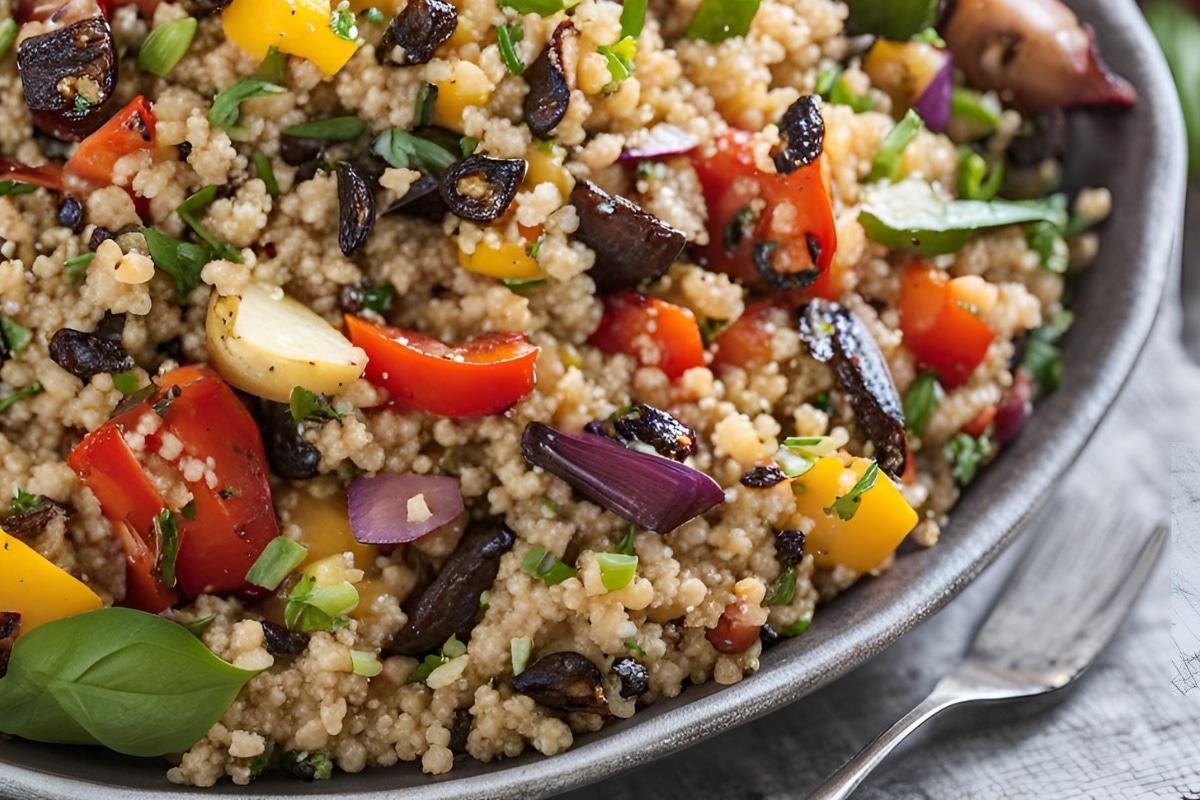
0;0;1187;797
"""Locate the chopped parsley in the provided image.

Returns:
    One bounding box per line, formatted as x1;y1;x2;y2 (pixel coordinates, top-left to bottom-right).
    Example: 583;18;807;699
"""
74;95;94;113
614;526;636;556
414;83;438;127
1022;309;1073;393
0;179;35;198
0;382;42;414
722;206;758;254
945;432;991;486
620;0;647;38
764;565;797;606
366;6;385;22
142;227;212;303
279;750;334;781
176;186;243;263
598;36;636;92
371;128;458;177
330;2;358;41
180;500;197;520
903;371;941;437
362;282;396;313
156;508;181;588
289;386;347;425
282;116;365;141
1026;220;1069;274
686;0;762;42
284;574;359;633
910;27;945;47
208;78;285;131
411;635;467;683
867;108;923;183
151;385;182;417
511;636;533;676
521;545;576;586
825;461;879;522
219;486;237;499
0;315;32;354
624;637;645;657
11;488;44;514
112;370;141;395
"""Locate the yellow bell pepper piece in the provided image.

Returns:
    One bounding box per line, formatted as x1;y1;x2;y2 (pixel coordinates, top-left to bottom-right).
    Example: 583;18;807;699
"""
458;239;543;280
791;456;917;574
221;0;359;76
434;61;493;131
0;527;103;634
287;490;378;571
524;144;576;200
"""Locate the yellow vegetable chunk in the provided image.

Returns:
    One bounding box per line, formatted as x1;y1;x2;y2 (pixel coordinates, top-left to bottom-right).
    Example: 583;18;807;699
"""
524;145;576;200
434;60;493;131
791;456;917;574
221;0;359;76
458;239;543;280
287;489;378;571
0;528;103;633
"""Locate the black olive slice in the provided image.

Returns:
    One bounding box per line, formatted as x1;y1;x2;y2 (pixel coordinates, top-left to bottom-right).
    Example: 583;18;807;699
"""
610;656;649;699
523;20;573;139
439;155;526;222
337;163;377;255
17;16;117;141
569;180;686;293
798;299;907;479
771;95;824;175
379;0;457;66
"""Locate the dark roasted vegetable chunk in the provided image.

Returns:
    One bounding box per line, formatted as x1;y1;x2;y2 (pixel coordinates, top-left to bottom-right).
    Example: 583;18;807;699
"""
569;181;686;292
513;651;607;713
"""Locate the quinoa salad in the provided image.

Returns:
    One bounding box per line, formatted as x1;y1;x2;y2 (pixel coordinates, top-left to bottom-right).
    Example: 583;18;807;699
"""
0;0;1134;787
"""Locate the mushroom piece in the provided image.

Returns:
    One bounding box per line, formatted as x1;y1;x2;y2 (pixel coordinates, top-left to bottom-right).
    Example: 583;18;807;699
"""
513;651;608;713
798;300;907;480
940;0;1136;113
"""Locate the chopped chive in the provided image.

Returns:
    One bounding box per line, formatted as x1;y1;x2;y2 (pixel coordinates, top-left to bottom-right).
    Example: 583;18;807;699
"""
496;24;525;75
903;371;941;437
63;252;95;282
624;637;645;657
597;36;637;92
867;108;923;183
0;18;17;61
0;382;43;414
596;552;638;592
414;83;438;127
510;636;533;676
137;17;197;77
282;116;365;141
253;152;280;197
521;545;576;586
825;461;879;521
814;65;842;98
112;370;141;395
246;537;309;590
157;508;181;588
0;315;32;354
350;649;384;677
620;0;647;38
371;128;458;176
209;78;285;131
614;526;636;556
686;0;762;42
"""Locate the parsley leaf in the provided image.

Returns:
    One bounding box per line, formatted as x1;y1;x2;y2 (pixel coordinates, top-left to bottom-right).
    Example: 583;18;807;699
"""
825;461;879;521
903;371;941;437
944;432;991;486
142;228;212;304
11;488;44;514
764;565;796;606
371;128;458;176
209;78;285;131
289;386;347;424
1021;309;1073;393
330;2;358;41
0;315;32;353
597;36;636;92
1026;220;1068;274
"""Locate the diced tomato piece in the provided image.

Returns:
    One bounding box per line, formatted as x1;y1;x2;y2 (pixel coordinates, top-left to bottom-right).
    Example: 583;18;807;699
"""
898;264;995;390
345;315;540;417
65;96;157;185
68;366;280;612
710;300;789;371
692;129;837;296
588;291;705;381
961;404;997;437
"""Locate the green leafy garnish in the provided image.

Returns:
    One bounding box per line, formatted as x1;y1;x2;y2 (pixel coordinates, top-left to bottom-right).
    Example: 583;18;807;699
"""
825;461;879;521
181;500;197;520
511;636;533;676
414;83;438;127
0;315;32;353
1145;1;1200;177
282;116;365;141
137;17;197;77
944;432;991;486
284;575;359;633
778;616;811;637
245;537;309;590
350;649;383;677
596;552;638;592
63;252;95;282
0;608;260;756
0;382;43;414
0;18;18;61
410;635;466;683
521;545;577;586
155;508;181;589
1021;309;1073;393
624;637;645;657
843;0;938;39
620;0;647;38
903;371;941;437
289;386;347;425
176;186;243;263
614;526;636;556
0;180;35;198
764;565;796;606
209;78;285;131
498;0;580;16
366;6;385;22
180;614;216;638
598;36;637;92
330;2;358;41
74;96;94;113
957;147;1004;201
775;435;842;478
1026;220;1068;274
371;128;458;176
867;108;922;183
111;370;141;395
910;27;945;46
496;24;525;75
461;136;480;157
11;488;44;514
686;0;762;42
279;750;334;781
141;227;212;304
949;87;1001;137
257;47;287;84
362;282;396;313
252;152;280;198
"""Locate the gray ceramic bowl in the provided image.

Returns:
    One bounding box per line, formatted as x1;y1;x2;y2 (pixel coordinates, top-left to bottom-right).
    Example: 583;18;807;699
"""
0;0;1186;797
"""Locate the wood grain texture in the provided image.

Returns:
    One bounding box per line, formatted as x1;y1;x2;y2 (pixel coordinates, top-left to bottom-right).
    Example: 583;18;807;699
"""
562;188;1200;800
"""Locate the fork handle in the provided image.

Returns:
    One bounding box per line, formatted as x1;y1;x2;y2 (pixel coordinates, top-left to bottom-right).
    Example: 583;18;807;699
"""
805;679;976;800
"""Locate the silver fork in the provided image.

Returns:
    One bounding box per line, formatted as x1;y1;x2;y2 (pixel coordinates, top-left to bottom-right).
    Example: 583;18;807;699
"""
807;507;1169;800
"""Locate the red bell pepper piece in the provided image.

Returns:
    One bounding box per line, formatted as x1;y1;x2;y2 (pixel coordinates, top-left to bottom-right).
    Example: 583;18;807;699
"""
65;95;157;185
898;264;995;390
588;290;706;381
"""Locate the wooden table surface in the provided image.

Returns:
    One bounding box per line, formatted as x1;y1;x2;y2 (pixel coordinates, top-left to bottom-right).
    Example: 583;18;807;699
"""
560;193;1200;800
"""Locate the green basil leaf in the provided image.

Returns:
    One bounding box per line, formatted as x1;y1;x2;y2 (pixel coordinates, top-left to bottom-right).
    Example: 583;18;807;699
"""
0;608;259;756
859;178;1068;256
903;371;941;437
289;385;347;424
142;227;213;304
686;0;762;42
843;0;939;39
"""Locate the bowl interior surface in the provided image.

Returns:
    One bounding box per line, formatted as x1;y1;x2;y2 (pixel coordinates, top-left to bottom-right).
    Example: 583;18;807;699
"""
0;1;1185;797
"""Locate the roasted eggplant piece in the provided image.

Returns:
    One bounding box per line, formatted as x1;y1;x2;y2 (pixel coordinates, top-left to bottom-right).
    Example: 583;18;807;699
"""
523;21;573;139
569;181;687;292
512;651;608;713
798;300;907;479
17;9;118;140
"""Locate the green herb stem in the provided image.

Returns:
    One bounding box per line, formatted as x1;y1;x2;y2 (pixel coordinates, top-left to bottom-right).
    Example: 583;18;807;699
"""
867;108;923;183
282;116;366;141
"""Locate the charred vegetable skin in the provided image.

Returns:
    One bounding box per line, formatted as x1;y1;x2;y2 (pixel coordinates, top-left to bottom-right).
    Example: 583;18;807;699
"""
523;21;573;139
17;14;118;140
512;651;607;713
378;0;457;66
384;522;515;656
439;155;527;223
570;181;687;293
940;0;1136;112
798;300;907;480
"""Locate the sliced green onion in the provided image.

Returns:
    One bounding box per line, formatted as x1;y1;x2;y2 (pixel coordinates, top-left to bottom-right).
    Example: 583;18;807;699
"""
0;382;43;414
414;83;438;127
138;17;197;77
764;565;797;606
0;18;18;61
910;27;944;47
111;370;141;395
957;147;1004;201
825;461;879;521
253;152;280;197
597;36;636;92
686;0;762;42
614;527;636;556
63;252;95;282
245;537;309;590
903;371;941;437
0;315;32;353
620;0;647;38
828;73;875;113
496;24;525;75
282;116;365;141
350;649;383;677
521;545;577;586
867;108;923;183
596;552;638;592
815;65;842;98
1021;310;1072;394
209;78;285;130
284;575;359;632
176;186;243;263
510;636;533;676
442;634;467;658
